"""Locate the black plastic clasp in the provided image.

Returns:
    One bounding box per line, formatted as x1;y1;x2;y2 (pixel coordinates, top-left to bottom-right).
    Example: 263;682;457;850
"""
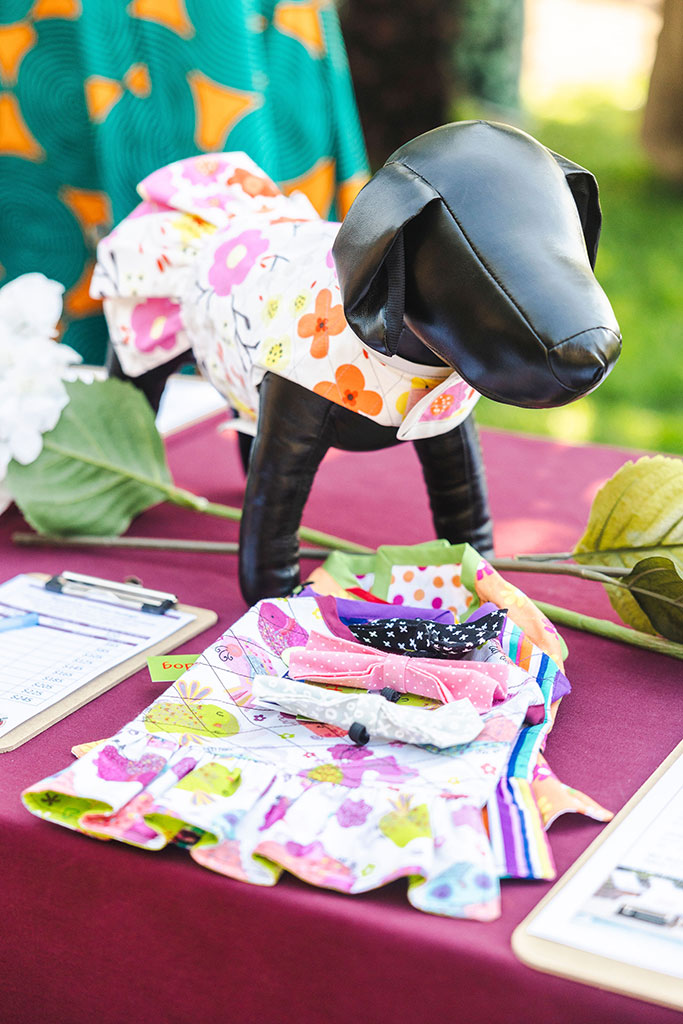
348;722;370;745
379;687;401;702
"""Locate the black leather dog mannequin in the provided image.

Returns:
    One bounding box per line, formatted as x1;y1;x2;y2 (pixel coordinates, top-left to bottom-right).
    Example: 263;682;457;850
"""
107;121;621;604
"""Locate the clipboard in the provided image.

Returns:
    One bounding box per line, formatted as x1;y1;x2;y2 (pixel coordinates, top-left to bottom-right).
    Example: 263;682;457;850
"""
0;571;217;753
512;738;683;1011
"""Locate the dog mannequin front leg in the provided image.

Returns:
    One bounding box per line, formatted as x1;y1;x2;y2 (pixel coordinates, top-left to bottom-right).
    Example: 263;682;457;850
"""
413;416;494;558
239;373;335;604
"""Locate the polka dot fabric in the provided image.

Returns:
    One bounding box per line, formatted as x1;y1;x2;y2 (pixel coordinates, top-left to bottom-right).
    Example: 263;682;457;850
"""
387;564;473;620
287;629;525;713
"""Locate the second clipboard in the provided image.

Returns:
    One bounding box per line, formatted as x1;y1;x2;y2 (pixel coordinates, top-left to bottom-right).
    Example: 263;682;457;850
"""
512;738;683;1012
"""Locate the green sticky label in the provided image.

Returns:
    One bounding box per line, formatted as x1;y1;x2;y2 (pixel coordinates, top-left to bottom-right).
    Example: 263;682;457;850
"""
147;654;200;681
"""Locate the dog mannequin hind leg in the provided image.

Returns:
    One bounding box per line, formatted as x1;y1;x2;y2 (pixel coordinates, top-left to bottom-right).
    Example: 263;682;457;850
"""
105;343;188;414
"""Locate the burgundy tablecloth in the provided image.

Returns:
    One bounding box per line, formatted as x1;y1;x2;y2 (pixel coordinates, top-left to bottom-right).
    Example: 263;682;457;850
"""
1;417;680;1024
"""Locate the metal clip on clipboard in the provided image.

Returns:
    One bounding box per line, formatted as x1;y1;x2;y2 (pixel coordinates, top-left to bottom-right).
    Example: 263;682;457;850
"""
45;571;177;614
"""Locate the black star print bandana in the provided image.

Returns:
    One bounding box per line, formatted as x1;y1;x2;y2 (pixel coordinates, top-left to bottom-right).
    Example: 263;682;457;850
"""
346;608;507;658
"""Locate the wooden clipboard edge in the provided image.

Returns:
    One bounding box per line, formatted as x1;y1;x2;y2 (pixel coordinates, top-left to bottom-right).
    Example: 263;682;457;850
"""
511;738;683;1011
0;575;218;753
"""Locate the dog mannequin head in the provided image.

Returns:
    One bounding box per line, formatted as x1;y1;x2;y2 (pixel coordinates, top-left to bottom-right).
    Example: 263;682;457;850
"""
333;120;621;408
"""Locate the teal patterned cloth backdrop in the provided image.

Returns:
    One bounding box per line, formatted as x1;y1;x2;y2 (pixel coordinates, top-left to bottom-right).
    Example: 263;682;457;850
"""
0;0;369;363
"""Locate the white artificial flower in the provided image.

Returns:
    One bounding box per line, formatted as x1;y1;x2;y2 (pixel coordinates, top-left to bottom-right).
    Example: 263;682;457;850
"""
0;272;65;342
0;273;82;514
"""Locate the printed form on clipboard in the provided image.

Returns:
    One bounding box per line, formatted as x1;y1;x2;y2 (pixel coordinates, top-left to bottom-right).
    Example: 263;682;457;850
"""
513;738;683;1011
0;572;216;752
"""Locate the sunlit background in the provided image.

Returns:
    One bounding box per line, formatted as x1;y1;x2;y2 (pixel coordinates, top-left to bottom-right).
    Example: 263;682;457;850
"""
470;0;682;455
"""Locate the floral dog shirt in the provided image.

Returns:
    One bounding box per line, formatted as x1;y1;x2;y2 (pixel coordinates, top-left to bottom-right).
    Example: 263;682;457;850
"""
90;153;481;440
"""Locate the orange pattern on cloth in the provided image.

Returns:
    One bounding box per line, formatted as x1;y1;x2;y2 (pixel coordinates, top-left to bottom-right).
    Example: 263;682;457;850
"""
313;364;383;416
298;288;346;359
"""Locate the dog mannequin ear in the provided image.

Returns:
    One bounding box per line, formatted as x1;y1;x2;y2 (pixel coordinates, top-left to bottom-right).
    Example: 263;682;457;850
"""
549;151;602;268
332;161;438;355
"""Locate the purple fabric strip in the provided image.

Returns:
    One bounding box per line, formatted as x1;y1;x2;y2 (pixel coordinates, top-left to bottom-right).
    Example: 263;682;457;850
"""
312;594;455;643
335;598;455;624
492;779;521;878
548;666;572;701
494;777;529;879
465;602;501;622
301;590;455;639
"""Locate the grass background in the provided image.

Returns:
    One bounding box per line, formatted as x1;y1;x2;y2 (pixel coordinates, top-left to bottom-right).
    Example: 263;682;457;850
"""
454;97;683;456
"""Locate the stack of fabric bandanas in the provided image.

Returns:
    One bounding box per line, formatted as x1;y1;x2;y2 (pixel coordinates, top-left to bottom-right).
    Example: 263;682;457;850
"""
22;541;612;921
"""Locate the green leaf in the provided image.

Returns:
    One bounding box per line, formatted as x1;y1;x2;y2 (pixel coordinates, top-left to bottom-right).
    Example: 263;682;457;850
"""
574;455;683;633
621;557;683;643
7;378;173;536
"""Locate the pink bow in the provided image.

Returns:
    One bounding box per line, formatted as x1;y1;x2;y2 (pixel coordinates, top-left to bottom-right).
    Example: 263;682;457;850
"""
288;632;509;712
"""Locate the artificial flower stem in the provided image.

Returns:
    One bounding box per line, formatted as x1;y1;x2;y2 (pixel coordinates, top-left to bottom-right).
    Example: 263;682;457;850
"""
490;558;627;579
533;599;683;660
491;558;683;613
42;438;371;554
516;543;683;561
11;531;335;560
174;493;372;552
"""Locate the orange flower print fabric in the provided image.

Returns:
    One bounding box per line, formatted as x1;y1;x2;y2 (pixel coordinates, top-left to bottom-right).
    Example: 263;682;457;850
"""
227;168;280;198
314;364;383;416
474;558;568;668
93;153;482;441
297;288;346;359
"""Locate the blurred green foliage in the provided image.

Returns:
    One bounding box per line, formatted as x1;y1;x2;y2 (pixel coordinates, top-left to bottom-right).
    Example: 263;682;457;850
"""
465;101;683;454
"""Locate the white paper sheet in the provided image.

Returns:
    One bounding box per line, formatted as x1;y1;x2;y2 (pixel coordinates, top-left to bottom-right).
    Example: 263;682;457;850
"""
0;574;196;742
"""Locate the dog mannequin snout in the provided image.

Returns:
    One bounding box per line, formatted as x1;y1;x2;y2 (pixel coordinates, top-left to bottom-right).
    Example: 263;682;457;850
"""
548;326;622;399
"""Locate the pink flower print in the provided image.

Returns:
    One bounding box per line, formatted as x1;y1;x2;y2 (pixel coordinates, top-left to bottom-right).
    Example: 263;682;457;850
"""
259;795;291;831
172;757;198;779
191;194;227;212
336;798;372;828
208;230;269;296
130;297;182;353
140;164;177;206
181;155;228;186
476;559;495;582
532;758;554;782
426;392;454;420
328;743;372;762
94;745;165;786
423;381;473;422
128;199;170;220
